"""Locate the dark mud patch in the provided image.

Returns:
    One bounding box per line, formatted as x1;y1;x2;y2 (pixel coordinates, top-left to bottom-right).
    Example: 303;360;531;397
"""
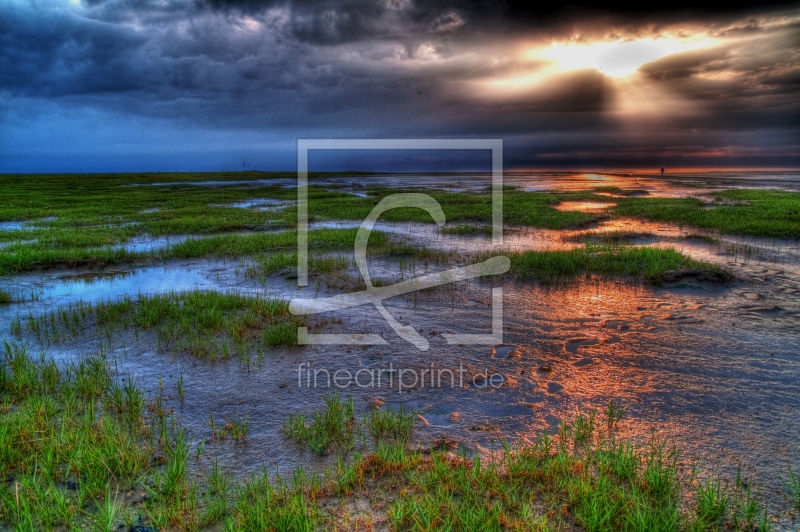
660;267;734;284
738;305;783;313
565;337;600;353
492;345;519;359
661;313;705;323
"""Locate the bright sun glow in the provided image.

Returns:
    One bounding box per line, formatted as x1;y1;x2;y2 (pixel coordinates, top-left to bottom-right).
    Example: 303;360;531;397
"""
536;37;716;78
477;35;719;95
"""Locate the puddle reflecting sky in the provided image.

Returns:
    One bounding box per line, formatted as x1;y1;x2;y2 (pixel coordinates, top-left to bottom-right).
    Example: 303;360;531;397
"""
211;198;294;211
554;201;616;212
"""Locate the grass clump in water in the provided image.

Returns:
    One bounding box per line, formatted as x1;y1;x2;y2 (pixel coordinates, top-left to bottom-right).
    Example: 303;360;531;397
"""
162;227;383;261
564;230;656;244
0;289;11;304
366;405;416;442
283;392;417;456
27;290;304;358
441;223;493;235
283;391;360;455
507;244;725;284
246;251;350;281
782;467;800;511
0;343;151;529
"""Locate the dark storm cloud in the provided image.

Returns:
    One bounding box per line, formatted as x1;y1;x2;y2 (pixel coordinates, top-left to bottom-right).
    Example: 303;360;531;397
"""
0;3;148;96
0;0;799;172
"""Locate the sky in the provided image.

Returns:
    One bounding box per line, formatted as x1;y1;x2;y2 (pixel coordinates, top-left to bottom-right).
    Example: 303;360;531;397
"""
1;0;799;173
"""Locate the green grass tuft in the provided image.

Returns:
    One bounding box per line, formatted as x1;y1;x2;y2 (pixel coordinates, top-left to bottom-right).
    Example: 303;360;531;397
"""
0;343;150;529
25;290;304;358
0;348;777;531
441;223;492;235
366;406;416;442
614;189;800;239
506;244;723;283
283;391;360;455
782;466;800;511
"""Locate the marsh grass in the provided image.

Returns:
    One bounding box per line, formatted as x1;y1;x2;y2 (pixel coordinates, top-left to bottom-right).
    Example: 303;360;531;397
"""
283;391;360;455
0;173;788;275
368;402;770;532
441;223;493;235
0;171;610;275
246;251;350;281
369;241;459;264
283;393;417;457
0;172;295;274
0;226;381;276
244;241;720;296
0;343;153;529
0;173;604;236
83;487;123;532
246;244;458;298
366;406;416;442
614;189;800;239
0;352;778;531
781;466;800;511
25;290;304;358
226;467;323;531
605;398;627;430
0;289;11;304
2;172;795;276
308;186;608;229
506;244;723;283
563;230;656;244
163;227;383;260
209;412;250;441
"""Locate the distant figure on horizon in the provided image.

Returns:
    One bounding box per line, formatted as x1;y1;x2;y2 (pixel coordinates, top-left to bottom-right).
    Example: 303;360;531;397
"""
661;167;665;176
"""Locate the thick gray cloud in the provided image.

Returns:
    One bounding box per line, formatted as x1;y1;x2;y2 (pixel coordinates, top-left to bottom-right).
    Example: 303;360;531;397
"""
0;0;798;172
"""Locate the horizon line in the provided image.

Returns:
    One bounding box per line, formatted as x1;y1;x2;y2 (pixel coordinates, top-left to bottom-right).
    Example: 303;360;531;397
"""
1;167;799;177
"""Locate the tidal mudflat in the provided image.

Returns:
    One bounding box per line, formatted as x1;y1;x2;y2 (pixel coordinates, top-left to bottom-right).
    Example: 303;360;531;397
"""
1;171;799;530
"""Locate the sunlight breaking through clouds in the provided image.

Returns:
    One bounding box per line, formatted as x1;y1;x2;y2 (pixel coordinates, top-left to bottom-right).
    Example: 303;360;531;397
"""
0;0;798;171
481;34;722;93
536;37;719;78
